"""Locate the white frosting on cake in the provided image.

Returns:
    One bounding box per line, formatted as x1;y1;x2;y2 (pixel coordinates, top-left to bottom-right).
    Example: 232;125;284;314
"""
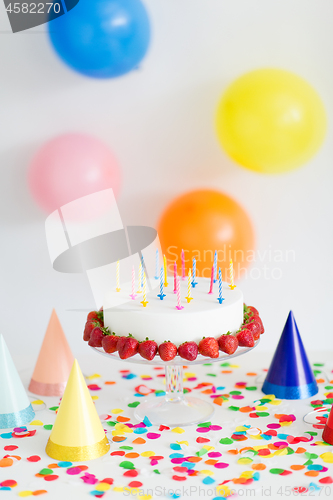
103;277;243;346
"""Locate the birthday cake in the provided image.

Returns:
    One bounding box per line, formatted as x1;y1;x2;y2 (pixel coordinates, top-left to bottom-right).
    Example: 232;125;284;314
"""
83;272;264;361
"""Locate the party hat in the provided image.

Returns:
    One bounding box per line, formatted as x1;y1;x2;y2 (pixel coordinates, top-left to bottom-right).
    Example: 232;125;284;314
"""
262;311;318;399
45;359;110;461
29;309;74;396
322;405;333;445
0;335;35;429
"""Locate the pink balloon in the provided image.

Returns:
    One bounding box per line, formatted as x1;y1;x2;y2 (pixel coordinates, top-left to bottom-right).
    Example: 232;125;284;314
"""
28;133;121;213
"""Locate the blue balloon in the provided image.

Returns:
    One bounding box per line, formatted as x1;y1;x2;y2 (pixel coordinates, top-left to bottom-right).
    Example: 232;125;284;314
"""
49;0;151;78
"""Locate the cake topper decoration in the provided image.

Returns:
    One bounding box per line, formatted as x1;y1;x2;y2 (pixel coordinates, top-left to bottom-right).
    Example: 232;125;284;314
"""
45;359;110;461
29;309;74;397
262;311;318;399
0;335;35;429
322;404;333;445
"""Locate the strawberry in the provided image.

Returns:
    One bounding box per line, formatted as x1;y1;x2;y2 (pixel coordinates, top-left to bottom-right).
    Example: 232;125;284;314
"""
83;320;99;341
117;335;139;359
87;311;99;322
198;337;219;358
218;333;238;355
138;338;158;361
102;333;120;353
159;341;177;361
236;329;254;348
252;315;264;334
88;326;106;347
248;306;259;317
178;341;198;361
242;320;261;341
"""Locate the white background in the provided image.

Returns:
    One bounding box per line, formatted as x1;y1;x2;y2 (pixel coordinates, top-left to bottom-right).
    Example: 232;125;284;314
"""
1;0;332;360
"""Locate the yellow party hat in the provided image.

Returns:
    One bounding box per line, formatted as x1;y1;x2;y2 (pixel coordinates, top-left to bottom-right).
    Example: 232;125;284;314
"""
45;359;110;461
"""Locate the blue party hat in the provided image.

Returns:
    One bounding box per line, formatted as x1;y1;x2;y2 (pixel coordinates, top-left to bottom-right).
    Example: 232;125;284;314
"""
262;311;318;399
0;335;35;428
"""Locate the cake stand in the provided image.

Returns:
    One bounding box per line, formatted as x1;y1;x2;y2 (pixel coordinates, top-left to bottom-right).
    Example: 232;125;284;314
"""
91;339;259;427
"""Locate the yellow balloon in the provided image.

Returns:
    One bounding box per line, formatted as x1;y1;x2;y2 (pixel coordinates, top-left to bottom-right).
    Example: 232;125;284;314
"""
216;68;327;174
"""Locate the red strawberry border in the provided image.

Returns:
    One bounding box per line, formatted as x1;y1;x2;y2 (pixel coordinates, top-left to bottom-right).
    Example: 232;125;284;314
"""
83;304;264;362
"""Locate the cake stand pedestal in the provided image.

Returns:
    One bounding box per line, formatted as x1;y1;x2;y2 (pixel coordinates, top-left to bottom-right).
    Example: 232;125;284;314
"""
92;340;259;427
135;364;214;426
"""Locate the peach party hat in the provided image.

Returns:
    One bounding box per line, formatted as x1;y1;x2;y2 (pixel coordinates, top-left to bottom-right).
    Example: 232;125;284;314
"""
29;309;74;396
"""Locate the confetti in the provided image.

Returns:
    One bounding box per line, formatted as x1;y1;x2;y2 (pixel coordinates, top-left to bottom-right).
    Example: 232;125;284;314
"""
66;467;82;475
4;354;331;499
111;408;123;414
319;477;333;484
119;461;135;469
27;456;41;462
123;470;138;477
172;427;185;434
143;416;152;427
0;458;14;467
147;433;161;440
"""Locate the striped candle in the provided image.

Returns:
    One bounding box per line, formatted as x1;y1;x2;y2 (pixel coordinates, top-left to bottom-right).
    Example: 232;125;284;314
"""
130;266;137;300
137;263;142;293
141;271;148;307
116;260;120;292
229;259;236;290
213;250;217;283
191;257;197;288
173;261;177;293
181;249;185;280
185;268;193;303
157;266;166;300
176;276;184;310
208;266;214;294
163;255;168;287
140;255;145;288
155;249;159;279
217;268;224;304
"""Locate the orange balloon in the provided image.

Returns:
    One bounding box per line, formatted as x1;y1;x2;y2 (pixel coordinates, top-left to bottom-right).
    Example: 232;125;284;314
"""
157;190;255;280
